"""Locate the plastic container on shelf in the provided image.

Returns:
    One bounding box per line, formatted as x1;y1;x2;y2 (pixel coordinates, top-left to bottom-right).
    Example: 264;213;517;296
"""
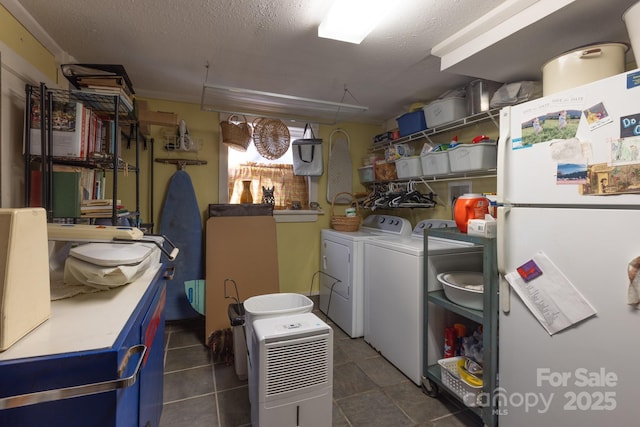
437;271;484;310
423;97;467;127
395;156;423;179
420;151;451;176
466;79;502;115
396;110;427;136
358;165;374;183
374;160;398;181
448;142;497;173
438;357;483;407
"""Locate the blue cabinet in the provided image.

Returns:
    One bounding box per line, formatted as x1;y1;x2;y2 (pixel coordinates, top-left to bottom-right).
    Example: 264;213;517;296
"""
0;266;166;427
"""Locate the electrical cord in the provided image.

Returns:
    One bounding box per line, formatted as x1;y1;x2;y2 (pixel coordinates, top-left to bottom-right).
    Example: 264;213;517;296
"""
309;270;341;324
223;278;251;369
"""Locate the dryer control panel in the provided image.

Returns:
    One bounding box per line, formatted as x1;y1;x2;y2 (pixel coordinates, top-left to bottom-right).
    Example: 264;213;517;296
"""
362;214;412;235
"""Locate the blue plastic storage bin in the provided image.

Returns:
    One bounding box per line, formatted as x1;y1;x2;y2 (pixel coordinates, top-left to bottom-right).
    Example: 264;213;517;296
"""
396;110;427;137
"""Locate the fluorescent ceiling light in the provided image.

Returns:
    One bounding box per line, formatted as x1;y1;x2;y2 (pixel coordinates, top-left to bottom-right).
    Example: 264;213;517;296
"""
318;0;390;44
201;84;368;124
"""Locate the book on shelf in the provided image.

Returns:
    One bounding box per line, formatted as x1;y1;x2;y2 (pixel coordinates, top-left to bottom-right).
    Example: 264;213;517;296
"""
91;119;123;156
80;208;129;218
80;205;124;212
76;86;134;112
79;168;109;202
30;168;82;218
82;198;122;207
75;76;133;97
90;206;128;212
93;170;106;200
29;97;126;161
29;100;88;159
60;64;135;96
31;165;115;212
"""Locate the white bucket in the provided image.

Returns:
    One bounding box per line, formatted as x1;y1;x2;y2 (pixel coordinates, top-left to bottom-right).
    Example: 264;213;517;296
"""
541;43;628;95
623;1;640;65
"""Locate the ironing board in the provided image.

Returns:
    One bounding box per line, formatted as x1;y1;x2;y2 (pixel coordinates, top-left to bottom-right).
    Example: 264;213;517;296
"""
326;129;353;204
159;170;202;320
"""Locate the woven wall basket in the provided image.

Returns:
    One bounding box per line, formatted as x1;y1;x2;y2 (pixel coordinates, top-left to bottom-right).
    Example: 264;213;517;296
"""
252;118;290;160
221;115;252;151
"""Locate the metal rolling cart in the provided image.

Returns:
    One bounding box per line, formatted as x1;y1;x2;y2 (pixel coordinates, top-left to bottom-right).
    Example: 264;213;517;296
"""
421;227;499;427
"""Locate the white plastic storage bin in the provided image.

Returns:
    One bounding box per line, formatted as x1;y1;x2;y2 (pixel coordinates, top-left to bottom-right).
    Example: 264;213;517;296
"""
423;97;467;127
448;142;497;172
420;151;451;176
244;293;314;324
358;165;374;183
395;156;423;179
438;357;482;407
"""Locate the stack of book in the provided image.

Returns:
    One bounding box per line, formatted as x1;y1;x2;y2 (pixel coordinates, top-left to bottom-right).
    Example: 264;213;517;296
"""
74;76;134;111
60;64;136;112
80;199;129;218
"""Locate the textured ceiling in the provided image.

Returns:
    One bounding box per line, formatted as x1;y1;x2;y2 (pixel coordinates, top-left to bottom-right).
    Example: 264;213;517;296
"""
6;0;637;124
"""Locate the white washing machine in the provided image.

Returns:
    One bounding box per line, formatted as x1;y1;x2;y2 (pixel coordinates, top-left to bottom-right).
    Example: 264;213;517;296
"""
320;214;412;338
363;219;483;385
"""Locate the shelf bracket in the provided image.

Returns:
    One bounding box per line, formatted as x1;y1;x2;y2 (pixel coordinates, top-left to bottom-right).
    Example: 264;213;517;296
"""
154;158;208;170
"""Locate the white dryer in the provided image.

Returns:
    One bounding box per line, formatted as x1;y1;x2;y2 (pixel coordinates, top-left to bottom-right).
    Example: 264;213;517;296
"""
320;215;412;338
363;220;483;385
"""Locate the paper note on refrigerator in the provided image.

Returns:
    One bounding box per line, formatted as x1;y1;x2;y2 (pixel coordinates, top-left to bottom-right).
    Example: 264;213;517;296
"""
505;251;597;335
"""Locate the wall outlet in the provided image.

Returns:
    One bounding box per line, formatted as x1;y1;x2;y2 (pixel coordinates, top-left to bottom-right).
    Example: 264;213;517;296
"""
448;181;472;206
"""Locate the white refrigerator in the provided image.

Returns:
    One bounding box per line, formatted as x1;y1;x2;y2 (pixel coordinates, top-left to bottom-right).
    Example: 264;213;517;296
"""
497;68;640;426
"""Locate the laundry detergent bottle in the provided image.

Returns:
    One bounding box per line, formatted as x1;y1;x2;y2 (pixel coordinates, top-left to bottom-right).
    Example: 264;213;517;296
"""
454;193;489;233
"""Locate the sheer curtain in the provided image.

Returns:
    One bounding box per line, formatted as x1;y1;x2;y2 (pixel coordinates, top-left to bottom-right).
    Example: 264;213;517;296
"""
228;162;309;209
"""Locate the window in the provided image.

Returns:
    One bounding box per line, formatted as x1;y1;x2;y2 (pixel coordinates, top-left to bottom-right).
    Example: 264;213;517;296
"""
218;116;319;220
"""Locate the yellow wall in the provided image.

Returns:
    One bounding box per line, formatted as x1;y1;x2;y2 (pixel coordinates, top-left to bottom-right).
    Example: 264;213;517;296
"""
0;5;57;82
118;101;383;295
117;98;219;229
279;122;382;294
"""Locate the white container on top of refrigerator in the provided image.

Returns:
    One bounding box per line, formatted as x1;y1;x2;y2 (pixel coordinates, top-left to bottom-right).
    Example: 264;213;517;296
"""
496;68;640;426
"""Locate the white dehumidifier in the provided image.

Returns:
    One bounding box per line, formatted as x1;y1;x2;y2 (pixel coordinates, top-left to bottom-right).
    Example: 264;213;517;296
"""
249;312;333;427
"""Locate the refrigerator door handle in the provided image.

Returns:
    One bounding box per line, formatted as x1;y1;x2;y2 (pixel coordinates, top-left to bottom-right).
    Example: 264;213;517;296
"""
499;276;511;313
497;107;511;204
497;205;510;313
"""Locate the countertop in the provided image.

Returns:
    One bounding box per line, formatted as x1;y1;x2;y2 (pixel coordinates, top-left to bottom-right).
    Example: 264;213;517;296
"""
0;264;162;362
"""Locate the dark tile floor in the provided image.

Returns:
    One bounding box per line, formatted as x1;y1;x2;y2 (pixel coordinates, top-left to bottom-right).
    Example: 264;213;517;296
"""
159;304;483;427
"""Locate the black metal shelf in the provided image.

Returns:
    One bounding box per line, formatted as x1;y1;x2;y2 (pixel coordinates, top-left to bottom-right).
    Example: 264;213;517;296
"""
29;86;136;121
25;83;141;226
28;155;139;172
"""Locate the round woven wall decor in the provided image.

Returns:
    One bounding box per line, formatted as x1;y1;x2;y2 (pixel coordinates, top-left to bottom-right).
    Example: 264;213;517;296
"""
252;118;290;160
